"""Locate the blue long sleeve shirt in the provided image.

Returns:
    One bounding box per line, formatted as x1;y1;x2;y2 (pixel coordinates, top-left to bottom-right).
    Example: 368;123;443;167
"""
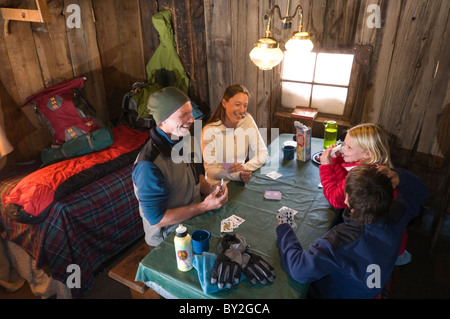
276;168;428;298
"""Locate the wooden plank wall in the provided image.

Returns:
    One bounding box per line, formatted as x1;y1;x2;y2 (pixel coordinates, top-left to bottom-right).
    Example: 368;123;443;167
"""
364;0;450;229
0;0;208;168
0;0;448;217
0;0;146;165
204;0;449;216
204;0;449;158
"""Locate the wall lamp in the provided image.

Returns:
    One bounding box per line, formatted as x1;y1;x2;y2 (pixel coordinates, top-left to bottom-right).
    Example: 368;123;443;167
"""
249;1;314;70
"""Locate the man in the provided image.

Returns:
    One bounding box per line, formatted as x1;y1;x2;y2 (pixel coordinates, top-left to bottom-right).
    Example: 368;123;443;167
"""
133;87;228;247
276;165;428;298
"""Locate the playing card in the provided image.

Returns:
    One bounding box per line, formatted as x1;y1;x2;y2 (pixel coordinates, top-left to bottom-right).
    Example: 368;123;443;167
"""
276;210;296;227
220;214;245;232
221;219;234;232
264;190;282;200
277;206;297;228
266;171;282;180
230;214;245;226
278;206;298;216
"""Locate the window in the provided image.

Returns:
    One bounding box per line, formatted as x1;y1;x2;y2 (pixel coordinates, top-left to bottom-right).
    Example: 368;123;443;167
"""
281;51;355;116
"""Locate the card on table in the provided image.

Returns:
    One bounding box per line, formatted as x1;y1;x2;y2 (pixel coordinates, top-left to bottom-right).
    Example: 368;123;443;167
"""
220;214;245;232
264;190;282;200
221;219;234;232
266;171;283;180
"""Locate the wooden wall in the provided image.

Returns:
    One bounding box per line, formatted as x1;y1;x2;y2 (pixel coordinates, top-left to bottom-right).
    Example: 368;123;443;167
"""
0;0;145;165
0;0;448;225
204;0;449;232
0;0;208;166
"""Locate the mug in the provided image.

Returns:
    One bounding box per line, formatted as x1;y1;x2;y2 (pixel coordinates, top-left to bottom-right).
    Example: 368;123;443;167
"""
191;229;211;255
283;145;295;160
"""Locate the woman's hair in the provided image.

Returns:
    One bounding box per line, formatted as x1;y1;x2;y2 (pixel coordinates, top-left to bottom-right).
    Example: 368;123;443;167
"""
206;84;250;125
345;165;394;225
347;123;392;166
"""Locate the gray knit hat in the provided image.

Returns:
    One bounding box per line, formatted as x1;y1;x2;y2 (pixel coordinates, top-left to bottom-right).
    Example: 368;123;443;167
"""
147;87;190;125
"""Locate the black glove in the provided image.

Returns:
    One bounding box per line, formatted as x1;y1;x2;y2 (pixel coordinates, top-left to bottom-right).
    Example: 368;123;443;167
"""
241;252;276;285
211;248;243;289
211;233;248;289
218;233;248;253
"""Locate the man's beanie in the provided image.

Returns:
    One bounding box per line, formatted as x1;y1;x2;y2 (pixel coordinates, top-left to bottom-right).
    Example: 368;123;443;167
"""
147;87;190;125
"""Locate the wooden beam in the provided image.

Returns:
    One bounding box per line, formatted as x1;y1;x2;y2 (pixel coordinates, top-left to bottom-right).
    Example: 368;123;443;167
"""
1;0;50;35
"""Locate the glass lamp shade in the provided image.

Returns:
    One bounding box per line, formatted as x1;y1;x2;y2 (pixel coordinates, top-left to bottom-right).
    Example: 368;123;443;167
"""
249;37;284;70
285;32;314;53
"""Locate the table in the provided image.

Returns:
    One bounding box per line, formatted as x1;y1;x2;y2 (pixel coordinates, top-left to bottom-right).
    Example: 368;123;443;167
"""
136;134;336;299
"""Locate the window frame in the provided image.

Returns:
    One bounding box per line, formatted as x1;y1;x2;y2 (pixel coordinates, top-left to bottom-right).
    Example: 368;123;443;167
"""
279;45;372;126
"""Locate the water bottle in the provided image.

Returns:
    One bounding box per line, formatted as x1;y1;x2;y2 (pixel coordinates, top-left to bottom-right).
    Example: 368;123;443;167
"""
174;224;193;271
323;120;338;149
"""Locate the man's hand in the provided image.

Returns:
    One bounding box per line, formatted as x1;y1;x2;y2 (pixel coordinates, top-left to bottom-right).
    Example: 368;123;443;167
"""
202;183;228;211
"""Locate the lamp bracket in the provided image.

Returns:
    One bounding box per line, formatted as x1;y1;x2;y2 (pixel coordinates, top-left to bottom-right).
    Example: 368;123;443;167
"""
265;3;304;37
353;44;373;66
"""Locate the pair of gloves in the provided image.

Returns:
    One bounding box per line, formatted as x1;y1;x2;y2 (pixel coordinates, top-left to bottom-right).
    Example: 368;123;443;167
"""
210;233;276;289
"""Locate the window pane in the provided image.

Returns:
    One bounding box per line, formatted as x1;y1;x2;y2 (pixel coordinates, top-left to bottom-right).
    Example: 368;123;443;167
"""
311;85;347;115
314;53;354;86
281;82;312;109
281;51;316;82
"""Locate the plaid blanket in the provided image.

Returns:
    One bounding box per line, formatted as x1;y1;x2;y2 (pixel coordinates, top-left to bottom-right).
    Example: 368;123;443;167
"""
1;163;144;298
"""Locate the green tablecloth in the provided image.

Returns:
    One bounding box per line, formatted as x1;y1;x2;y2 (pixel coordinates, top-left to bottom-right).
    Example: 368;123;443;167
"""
136;134;336;299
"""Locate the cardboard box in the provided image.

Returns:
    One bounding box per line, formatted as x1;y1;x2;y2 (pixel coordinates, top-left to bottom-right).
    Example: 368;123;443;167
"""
295;121;311;161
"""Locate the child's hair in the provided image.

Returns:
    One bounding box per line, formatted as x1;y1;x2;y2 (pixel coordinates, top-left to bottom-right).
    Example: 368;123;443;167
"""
206;84;250;125
345;165;393;224
347;123;392;167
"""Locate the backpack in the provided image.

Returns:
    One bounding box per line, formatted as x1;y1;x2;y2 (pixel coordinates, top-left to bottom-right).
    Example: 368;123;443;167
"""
119;82;156;131
21;77;103;145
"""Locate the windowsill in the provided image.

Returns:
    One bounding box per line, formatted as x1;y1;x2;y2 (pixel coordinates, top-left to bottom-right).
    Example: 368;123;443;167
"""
273;108;352;138
274;108;352;127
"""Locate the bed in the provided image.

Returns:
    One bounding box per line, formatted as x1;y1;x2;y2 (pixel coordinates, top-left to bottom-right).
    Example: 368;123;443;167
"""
0;125;148;298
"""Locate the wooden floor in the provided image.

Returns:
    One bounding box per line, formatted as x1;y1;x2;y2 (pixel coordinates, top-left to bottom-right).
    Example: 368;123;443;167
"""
1;226;450;299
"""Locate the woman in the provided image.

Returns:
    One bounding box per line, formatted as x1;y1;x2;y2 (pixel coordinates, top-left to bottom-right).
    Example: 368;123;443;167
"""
202;84;268;184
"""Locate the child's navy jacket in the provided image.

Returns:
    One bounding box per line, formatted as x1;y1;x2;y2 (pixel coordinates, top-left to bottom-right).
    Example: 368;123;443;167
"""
277;168;428;299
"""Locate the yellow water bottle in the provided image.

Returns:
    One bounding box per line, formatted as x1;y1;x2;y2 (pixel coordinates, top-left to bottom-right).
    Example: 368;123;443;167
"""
323;120;338;149
174;224;193;271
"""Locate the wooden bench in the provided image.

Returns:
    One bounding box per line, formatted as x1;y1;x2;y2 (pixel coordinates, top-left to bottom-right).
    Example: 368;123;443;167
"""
108;241;162;299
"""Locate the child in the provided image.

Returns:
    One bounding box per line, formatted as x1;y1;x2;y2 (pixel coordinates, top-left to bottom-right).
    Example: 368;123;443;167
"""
319;123;392;208
276;165;428;298
319;123;409;265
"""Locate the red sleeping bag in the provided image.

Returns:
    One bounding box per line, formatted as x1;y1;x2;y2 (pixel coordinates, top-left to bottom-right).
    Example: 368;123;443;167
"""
3;125;148;224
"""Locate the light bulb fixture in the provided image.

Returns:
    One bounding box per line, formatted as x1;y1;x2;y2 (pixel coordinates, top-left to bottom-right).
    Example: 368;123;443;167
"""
285;31;314;53
249;37;284;71
249;1;314;70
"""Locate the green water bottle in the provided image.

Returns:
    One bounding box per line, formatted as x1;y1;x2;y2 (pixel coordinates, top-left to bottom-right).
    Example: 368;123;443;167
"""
323;120;338;149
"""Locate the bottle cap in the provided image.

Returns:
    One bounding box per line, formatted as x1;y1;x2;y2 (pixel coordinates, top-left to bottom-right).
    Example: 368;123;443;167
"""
175;224;188;237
